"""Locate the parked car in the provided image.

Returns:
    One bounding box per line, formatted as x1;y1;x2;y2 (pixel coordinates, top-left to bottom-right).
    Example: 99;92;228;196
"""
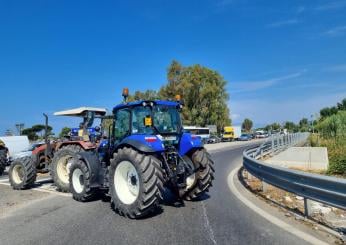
10;141;46;160
207;135;221;144
238;134;252;141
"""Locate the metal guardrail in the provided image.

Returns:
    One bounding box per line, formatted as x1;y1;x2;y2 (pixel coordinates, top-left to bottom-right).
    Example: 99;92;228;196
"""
243;133;346;213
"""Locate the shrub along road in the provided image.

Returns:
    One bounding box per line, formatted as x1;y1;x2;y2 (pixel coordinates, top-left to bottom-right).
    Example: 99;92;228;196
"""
0;142;313;245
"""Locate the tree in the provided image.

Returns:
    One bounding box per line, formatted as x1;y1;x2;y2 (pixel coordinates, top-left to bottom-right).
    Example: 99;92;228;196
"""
22;124;53;141
159;60;183;100
299;118;309;132
264;123;281;132
59;127;71;138
159;61;231;132
283;121;298;132
242;118;253;132
128;90;160;101
22;128;38;141
337;98;346;110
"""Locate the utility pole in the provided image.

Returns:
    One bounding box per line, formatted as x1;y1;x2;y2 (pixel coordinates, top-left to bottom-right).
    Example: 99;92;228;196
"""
310;115;314;134
15;123;25;136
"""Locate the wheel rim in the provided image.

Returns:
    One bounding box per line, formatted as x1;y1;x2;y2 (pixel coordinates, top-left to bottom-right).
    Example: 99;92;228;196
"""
57;156;74;184
114;160;140;205
12;165;24;184
184;156;196;190
72;168;84;194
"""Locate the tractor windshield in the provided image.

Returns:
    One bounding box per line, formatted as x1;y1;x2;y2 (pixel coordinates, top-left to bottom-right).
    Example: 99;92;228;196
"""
152;105;181;134
131;104;182;135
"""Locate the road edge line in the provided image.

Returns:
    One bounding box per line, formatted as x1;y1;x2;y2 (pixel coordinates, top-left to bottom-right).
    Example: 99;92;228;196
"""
227;166;328;245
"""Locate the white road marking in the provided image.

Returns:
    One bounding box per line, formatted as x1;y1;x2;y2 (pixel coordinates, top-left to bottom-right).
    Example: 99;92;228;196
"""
0;178;71;197
201;202;217;245
227;166;328;245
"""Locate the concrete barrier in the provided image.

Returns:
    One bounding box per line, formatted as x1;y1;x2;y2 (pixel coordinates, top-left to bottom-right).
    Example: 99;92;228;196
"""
265;147;329;171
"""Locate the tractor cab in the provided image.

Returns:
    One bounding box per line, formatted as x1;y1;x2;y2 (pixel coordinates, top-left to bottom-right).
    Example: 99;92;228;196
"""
110;90;201;157
54;107;107;142
112;100;184;146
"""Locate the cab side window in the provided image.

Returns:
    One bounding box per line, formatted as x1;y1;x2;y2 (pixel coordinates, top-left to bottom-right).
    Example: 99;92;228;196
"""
114;109;131;140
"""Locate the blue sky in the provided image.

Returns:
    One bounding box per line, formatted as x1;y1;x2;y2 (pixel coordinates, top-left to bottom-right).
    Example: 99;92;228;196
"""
0;0;345;135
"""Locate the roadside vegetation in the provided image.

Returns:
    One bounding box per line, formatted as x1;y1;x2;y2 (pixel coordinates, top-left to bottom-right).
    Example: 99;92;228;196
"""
310;99;346;176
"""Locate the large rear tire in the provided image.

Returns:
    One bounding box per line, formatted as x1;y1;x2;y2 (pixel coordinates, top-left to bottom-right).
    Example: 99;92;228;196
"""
182;149;214;201
9;156;37;190
109;147;164;219
0;149;6;176
61;144;83;152
69;159;97;202
51;148;78;192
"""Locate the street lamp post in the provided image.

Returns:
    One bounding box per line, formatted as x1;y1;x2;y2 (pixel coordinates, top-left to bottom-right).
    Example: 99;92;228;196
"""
15;123;24;136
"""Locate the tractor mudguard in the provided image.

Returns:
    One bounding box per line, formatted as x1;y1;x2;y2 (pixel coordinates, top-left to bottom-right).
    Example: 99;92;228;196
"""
179;133;203;156
119;135;165;153
76;151;104;188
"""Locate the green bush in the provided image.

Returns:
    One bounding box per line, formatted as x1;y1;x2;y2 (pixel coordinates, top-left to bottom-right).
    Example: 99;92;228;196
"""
327;153;346;176
314;111;346;176
316;111;346;139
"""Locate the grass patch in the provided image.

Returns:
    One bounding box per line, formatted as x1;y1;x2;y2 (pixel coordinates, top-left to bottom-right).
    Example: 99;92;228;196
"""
310;134;346;177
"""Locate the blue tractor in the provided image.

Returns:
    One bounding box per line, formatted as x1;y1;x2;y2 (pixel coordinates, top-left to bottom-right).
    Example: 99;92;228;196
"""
69;89;215;218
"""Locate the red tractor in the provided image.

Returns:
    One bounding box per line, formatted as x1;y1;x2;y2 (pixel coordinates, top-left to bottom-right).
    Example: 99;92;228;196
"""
9;107;107;192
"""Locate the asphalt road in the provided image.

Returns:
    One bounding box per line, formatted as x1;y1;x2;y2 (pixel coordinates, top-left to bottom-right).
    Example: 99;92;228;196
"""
0;143;309;245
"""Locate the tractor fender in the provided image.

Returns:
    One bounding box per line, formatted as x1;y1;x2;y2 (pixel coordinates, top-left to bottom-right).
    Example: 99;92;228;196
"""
58;141;97;151
179;133;203;156
75;151;104;188
119;135;165;153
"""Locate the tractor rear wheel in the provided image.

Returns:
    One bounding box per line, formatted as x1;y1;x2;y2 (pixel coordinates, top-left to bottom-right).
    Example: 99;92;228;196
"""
61;144;83;152
109;147;164;219
51;148;78;192
9;156;37;190
182;149;214;201
0;149;6;176
69;159;96;202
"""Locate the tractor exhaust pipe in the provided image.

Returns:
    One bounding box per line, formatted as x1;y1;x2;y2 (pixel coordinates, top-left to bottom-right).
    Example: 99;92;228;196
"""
43;113;51;159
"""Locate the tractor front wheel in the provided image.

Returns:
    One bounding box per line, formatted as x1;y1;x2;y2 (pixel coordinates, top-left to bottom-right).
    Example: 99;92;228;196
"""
69;159;96;202
109;147;164;219
9;157;36;190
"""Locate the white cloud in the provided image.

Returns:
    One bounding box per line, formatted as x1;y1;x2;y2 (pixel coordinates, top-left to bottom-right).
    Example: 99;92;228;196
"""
267;19;299;28
325;64;346;72
231;113;240;120
323;26;346;37
229;92;346;126
231;72;303;93
315;1;346;11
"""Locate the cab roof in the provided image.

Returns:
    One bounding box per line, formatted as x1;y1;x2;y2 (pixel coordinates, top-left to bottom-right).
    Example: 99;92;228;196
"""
54;107;107;117
113;100;179;112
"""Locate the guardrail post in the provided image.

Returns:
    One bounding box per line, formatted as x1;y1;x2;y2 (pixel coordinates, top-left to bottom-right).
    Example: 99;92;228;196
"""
279;137;282;150
261;181;269;192
271;136;274;155
260;149;263;159
304;198;312;217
